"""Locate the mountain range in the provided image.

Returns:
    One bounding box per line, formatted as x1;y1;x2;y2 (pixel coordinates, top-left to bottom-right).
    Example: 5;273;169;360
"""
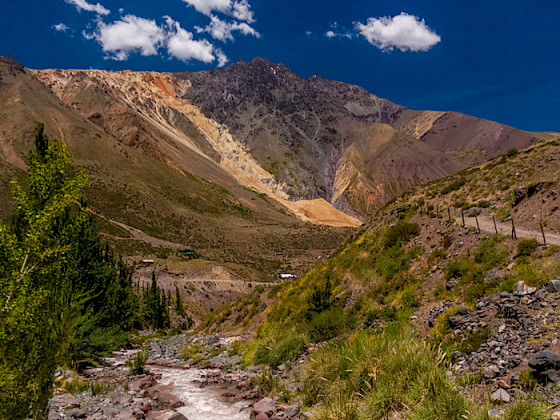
0;55;546;279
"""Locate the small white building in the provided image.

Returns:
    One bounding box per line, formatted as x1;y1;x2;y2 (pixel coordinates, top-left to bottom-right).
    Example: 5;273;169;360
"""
279;273;297;279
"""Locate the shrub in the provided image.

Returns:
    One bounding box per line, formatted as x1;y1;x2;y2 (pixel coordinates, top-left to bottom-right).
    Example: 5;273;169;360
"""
519;370;539;390
441;178;466;194
253;330;308;367
366;306;397;323
474;235;507;268
506;148;519;158
383;220;420;249
502;398;548;420
308;307;349;342
129;351;149;376
517;239;539;257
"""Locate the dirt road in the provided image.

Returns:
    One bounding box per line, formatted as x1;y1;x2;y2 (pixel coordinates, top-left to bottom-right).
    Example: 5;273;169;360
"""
464;216;560;246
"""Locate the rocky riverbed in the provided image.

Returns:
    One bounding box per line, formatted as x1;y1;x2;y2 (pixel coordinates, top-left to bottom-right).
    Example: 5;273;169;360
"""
47;334;305;420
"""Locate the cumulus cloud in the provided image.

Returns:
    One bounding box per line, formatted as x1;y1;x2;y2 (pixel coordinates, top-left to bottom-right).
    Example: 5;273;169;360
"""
53;23;69;32
87;14;228;66
182;0;254;23
93;15;165;60
165;17;216;63
65;0;110;15
355;13;440;52
195;15;259;42
325;30;335;38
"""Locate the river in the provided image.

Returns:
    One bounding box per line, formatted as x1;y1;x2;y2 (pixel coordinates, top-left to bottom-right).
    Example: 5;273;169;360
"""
150;366;251;420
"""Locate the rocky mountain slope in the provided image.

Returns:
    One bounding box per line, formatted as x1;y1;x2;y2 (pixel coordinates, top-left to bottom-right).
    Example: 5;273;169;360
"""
0;56;352;284
0;55;545;284
33;57;541;220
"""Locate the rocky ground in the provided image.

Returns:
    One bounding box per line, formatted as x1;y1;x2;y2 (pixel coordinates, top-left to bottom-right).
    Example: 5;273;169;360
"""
427;278;560;416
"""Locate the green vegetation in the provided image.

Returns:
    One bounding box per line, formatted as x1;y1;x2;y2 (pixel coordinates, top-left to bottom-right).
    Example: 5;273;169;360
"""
142;272;170;329
302;323;470;420
517;238;539;257
441;177;467;194
502;398;548;420
0;124;175;419
129;350;149;375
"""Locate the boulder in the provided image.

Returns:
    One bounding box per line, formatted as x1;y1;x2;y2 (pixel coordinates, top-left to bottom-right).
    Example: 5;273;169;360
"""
514;281;536;296
528;350;560;372
490;388;510;403
253;397;275;416
547;279;560;293
540;370;560;383
483;365;500;379
283;405;300;418
166;413;188;420
146;384;184;409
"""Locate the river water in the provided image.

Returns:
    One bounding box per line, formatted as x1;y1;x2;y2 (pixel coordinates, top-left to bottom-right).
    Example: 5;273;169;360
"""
150;366;251;420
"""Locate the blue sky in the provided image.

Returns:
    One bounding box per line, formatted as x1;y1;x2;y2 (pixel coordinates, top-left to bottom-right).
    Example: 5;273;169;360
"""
1;0;560;131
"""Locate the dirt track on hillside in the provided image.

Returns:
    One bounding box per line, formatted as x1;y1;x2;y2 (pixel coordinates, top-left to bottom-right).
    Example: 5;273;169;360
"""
464;216;560;245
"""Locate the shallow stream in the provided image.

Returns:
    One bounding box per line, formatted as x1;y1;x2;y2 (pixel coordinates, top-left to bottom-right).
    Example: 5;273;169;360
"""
150;366;251;420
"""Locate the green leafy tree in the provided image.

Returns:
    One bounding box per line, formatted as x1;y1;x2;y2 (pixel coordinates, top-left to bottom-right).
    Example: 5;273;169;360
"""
0;123;88;418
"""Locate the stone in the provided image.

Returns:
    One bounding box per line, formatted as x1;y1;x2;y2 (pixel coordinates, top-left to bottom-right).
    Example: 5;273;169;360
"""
514;281;536;296
528;350;560;371
147;384;184;408
446;279;459;290
116;410;135;420
483;365;500;379
255;413;270;420
552;411;560;420
117;393;134;405
283;405;300;418
450;351;463;361
547;279;560;293
490;388;510;403
540;370;560;383
166;413;188;420
66;408;88;418
253;397;275;416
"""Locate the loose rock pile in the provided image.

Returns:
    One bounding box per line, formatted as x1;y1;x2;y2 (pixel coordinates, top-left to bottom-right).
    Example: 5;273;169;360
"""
439;279;560;405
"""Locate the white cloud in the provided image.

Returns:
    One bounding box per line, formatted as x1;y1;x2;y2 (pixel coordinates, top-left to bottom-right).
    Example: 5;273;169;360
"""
231;0;254;23
93;15;165;60
195;15;259;42
355;13;440;52
165;17;216;64
53;23;69;32
182;0;255;23
325;30;335;38
87;14;228;66
65;0;110;15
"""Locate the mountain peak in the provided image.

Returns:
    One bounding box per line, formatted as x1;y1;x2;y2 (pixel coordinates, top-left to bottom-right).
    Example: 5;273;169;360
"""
0;56;25;75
